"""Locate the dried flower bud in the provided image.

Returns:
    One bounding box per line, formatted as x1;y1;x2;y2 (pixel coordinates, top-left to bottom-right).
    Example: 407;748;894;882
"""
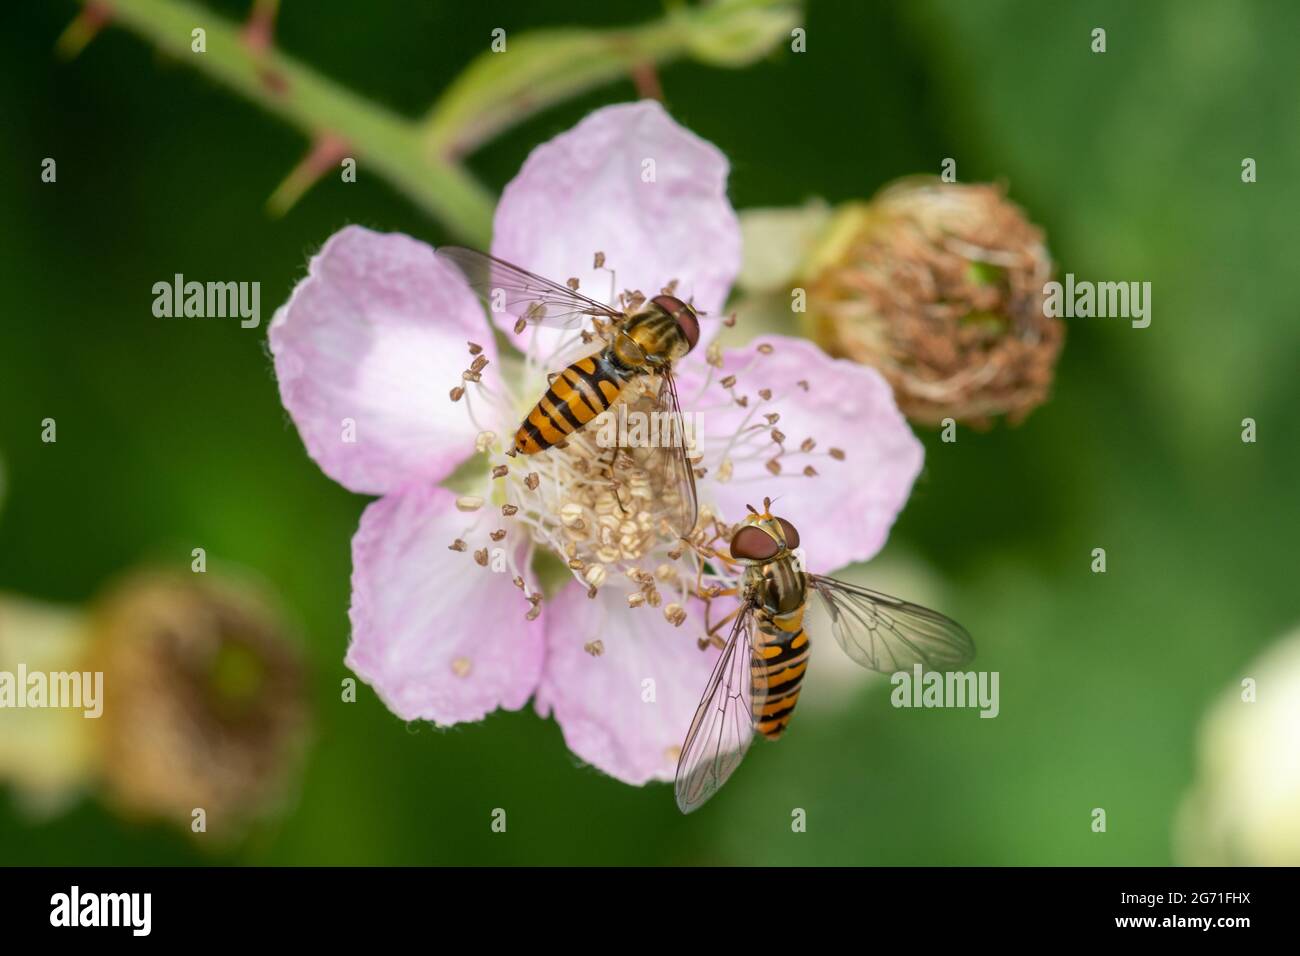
805;178;1063;425
87;574;308;837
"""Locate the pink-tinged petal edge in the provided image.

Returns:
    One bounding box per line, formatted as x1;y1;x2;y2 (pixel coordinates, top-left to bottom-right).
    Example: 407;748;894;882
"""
536;583;720;786
347;484;544;725
678;335;925;574
269;225;494;496
491;100;741;350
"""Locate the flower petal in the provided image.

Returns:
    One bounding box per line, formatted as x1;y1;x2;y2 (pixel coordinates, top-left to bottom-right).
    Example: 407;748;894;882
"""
535;583;720;786
346;484;544;724
491;100;740;347
270;225;494;496
677;334;924;573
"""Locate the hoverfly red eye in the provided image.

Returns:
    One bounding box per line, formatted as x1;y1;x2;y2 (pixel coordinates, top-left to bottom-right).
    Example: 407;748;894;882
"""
651;294;699;352
776;517;800;550
730;526;779;561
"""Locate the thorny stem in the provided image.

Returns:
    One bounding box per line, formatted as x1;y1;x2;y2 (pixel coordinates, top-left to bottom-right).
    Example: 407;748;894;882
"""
79;0;799;244
84;0;495;244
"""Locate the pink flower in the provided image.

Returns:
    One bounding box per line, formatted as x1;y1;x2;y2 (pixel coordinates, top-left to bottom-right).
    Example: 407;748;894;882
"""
268;101;923;786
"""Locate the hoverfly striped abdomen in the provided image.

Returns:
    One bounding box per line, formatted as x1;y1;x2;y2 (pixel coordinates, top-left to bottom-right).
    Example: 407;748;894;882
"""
514;353;628;455
750;560;811;740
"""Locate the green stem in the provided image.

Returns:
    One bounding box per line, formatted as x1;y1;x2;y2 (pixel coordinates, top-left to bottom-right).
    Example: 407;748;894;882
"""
421;0;801;160
90;0;494;244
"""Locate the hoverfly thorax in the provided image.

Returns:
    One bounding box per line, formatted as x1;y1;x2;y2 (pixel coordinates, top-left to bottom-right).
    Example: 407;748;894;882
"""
623;294;699;368
650;294;700;353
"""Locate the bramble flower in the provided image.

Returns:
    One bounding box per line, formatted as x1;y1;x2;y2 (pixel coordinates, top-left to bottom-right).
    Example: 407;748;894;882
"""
269;101;925;785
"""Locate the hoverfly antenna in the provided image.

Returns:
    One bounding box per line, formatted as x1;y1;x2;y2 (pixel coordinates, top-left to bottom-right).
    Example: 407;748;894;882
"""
762;497;772;513
745;503;758;515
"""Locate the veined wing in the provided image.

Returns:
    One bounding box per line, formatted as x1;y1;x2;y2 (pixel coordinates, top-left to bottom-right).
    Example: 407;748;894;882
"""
809;575;975;672
674;603;764;814
435;247;624;330
647;367;700;540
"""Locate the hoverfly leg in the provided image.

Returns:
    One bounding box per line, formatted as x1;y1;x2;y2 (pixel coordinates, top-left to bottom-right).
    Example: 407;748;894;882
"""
603;446;629;515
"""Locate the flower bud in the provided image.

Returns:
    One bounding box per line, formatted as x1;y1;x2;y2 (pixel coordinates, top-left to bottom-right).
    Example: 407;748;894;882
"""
87;572;309;838
804;178;1064;426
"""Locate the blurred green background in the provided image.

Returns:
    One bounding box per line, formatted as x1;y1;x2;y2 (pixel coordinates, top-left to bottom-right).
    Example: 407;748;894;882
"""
2;0;1297;865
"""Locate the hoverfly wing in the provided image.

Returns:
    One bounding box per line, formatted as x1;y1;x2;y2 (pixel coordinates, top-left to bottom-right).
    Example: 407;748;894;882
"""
649;367;700;540
809;575;975;672
435;247;625;330
674;603;765;814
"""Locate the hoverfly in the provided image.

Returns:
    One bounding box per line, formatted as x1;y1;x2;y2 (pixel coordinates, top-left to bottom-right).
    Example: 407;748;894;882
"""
674;498;975;813
436;247;701;538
